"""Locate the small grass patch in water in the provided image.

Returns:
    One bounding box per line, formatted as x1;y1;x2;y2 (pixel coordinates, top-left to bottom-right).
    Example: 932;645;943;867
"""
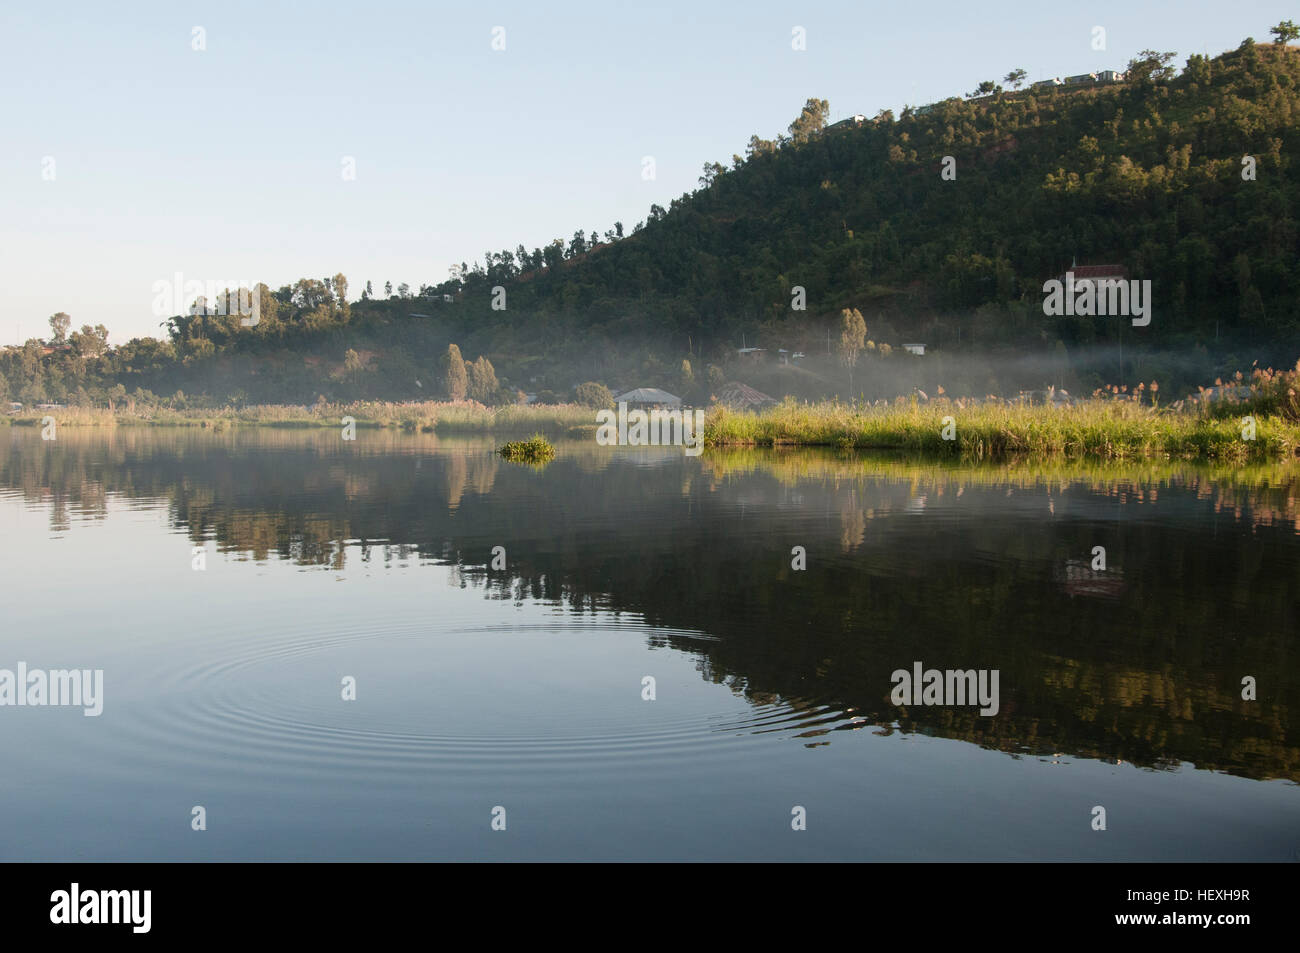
499;433;556;463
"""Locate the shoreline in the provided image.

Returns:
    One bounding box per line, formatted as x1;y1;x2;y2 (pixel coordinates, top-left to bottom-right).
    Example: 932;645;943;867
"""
6;397;1300;462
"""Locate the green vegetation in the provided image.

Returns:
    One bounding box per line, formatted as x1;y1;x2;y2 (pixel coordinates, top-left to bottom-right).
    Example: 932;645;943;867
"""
498;434;556;463
9;359;1298;463
707;361;1300;460
707;399;1298;461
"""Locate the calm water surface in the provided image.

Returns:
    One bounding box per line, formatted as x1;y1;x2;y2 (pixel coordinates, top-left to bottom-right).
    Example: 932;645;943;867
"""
1;427;1297;861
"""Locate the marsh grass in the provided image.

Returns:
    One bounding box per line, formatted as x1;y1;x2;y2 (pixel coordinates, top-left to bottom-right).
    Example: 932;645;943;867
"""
704;398;1300;461
12;386;1299;462
7;401;594;434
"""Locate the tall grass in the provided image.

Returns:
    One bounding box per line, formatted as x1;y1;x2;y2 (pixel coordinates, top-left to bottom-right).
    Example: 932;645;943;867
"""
704;397;1300;461
7;400;596;434
13;385;1299;462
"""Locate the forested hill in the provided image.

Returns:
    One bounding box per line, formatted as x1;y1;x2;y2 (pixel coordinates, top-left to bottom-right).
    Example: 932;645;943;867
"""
6;35;1300;406
468;37;1297;354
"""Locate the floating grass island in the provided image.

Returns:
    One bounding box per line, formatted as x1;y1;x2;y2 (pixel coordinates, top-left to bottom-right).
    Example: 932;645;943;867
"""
498;434;556;463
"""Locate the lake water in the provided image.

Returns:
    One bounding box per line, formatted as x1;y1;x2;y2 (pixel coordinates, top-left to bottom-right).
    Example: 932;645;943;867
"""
1;426;1297;861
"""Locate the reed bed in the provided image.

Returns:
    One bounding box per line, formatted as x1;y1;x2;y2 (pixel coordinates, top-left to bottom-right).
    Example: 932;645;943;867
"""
6;401;595;434
703;398;1300;462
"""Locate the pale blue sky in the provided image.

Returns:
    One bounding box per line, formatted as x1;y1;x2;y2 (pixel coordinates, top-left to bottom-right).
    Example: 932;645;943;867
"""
1;1;1292;344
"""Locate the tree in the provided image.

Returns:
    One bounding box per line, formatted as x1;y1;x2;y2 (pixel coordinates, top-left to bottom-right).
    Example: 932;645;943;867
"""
969;80;999;98
1270;20;1299;45
745;134;777;158
440;344;468;400
837;308;867;396
573;381;614;409
292;278;333;310
363;280;373;299
384;281;393;297
788;98;830;144
48;312;71;343
331;273;349;314
70;324;109;359
343;348;364;380
1126;49;1178;84
699;161;725;188
467;356;498;402
1004;69;1027;90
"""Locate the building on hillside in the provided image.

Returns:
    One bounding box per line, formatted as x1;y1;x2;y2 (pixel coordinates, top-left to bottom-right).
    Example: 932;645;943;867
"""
1064;72;1098;85
1097;70;1126;82
902;343;927;356
736;347;767;361
1031;77;1064;88
1056;262;1129;293
715;382;778;411
828;114;865;130
614;387;682;410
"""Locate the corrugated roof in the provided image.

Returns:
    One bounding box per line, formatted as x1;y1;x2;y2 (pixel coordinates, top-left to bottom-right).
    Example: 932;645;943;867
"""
715;382;777;409
615;387;681;404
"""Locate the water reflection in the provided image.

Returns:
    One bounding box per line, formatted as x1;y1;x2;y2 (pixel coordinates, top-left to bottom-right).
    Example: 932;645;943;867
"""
2;427;1298;784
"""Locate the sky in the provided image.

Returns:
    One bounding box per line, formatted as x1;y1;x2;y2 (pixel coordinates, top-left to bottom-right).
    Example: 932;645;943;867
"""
1;1;1294;345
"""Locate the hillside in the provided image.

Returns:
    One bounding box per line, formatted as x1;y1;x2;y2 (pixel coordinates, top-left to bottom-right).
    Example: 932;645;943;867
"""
5;35;1300;407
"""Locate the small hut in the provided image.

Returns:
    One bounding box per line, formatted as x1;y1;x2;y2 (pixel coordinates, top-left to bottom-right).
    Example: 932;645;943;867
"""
614;387;682;409
715;382;777;411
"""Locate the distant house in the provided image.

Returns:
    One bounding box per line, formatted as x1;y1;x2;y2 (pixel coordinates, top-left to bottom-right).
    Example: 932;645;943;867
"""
1031;77;1064;88
1097;69;1126;83
7;402;22;414
39;344;72;356
829;114;866;130
902;343;926;356
442;294;454;302
736;347;766;361
915;104;936;116
715;382;777;411
615;387;682;409
1064;72;1098;85
1057;262;1129;293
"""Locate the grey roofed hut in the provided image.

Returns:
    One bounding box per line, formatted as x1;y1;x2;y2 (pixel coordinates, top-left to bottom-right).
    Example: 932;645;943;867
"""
715;381;777;411
615;387;682;408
